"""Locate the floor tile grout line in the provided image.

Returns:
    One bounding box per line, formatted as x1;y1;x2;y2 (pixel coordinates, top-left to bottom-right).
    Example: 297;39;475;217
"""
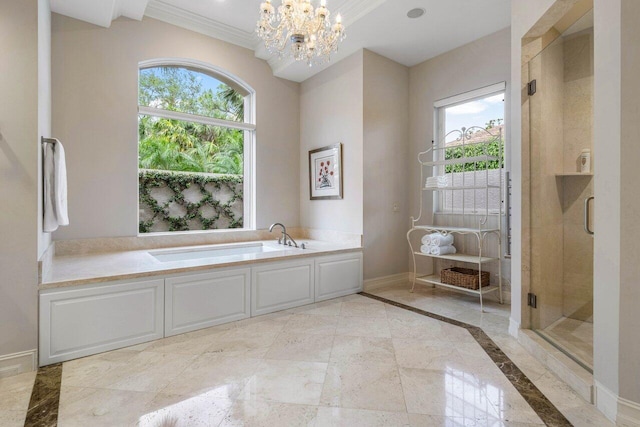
359;292;573;427
24;363;62;427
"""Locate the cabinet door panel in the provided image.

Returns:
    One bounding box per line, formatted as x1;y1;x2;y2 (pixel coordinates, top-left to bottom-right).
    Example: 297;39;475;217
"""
252;260;314;316
315;253;363;301
39;279;163;366
165;268;250;336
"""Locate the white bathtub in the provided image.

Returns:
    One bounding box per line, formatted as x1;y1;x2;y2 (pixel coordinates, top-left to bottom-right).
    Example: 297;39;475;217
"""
149;242;293;263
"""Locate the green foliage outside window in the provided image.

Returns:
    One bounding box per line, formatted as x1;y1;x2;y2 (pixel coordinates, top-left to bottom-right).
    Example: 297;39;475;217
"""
444;138;504;173
138;66;245;175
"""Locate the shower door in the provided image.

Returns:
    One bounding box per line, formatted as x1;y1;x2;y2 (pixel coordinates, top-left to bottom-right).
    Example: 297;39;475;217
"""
527;12;594;371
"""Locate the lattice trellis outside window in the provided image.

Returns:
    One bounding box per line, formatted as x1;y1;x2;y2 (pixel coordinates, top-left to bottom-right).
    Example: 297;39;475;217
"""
139;170;243;233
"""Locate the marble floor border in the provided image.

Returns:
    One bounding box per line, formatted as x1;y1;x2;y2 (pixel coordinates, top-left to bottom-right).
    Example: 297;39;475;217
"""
360;291;572;427
24;363;62;426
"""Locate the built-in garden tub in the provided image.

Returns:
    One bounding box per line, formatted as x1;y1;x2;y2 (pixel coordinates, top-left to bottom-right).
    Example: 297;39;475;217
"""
39;239;362;366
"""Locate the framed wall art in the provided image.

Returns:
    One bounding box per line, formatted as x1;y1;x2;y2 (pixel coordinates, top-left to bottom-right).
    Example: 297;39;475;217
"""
309;143;343;200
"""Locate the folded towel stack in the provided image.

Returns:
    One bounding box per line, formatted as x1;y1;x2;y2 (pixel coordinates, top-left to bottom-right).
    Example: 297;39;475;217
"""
420;232;456;256
425;175;448;188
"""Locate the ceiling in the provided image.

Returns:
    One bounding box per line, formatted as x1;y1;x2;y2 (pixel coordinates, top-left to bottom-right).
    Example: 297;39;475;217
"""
50;0;511;82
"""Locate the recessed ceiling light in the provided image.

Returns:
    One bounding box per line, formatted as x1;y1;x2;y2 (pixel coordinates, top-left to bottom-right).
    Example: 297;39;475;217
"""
407;8;426;19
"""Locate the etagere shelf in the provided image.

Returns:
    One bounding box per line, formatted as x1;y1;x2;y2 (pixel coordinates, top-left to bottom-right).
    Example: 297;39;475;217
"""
407;126;504;312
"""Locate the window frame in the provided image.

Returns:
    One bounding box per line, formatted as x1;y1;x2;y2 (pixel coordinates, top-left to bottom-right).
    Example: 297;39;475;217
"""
432;82;506;214
137;58;256;232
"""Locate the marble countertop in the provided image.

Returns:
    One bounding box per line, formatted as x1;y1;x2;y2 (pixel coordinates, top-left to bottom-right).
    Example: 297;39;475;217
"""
40;239;362;290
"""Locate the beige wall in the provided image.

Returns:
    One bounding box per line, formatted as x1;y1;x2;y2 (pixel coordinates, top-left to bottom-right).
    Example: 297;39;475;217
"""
362;50;409;280
299;51;364;234
0;0;39;359
51;15;300;240
618;0;640;409
408;28;511;287
38;0;52;258
593;0;621;413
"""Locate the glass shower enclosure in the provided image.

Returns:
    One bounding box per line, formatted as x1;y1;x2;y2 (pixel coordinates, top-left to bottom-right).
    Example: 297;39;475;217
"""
526;10;594;371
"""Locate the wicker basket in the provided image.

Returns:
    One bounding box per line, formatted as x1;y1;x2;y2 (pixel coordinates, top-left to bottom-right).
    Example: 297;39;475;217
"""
440;267;490;290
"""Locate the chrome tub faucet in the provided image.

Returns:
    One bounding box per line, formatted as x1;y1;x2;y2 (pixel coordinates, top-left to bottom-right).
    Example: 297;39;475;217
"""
269;223;305;249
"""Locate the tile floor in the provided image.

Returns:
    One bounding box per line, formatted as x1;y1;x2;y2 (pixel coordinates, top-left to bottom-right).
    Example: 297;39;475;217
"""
0;371;36;427
5;285;614;426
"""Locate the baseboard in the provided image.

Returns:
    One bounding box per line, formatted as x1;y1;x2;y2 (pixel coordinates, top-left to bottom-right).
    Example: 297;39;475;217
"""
363;272;410;292
618;397;640;427
508;317;520;339
595;380;619;422
0;349;37;378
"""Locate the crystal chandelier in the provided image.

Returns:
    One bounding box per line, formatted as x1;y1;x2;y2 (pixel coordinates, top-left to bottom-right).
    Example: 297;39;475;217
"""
257;0;346;66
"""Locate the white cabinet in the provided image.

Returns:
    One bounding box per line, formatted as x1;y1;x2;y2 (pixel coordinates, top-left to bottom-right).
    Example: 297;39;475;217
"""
39;278;163;366
165;268;250;336
39;250;363;366
251;259;314;316
315;252;363;301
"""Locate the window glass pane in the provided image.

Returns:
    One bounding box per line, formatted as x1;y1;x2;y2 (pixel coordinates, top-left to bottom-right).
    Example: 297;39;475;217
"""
443;92;505;173
444;92;504;142
438;92;505;213
138;115;244;233
139;66;245;123
138;115;243;174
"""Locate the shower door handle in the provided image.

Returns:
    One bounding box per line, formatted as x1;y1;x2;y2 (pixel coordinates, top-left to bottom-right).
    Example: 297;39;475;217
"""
584;196;594;235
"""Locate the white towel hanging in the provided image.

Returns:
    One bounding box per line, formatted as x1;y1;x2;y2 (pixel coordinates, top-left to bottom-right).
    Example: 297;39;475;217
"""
43;139;69;232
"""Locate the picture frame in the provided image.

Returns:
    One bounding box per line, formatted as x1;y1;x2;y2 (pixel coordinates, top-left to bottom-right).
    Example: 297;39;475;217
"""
309;143;343;200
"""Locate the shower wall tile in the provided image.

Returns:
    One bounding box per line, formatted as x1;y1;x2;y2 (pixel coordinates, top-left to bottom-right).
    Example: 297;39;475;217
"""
562;29;594;322
562;223;593;321
530;224;565;329
562;176;593;225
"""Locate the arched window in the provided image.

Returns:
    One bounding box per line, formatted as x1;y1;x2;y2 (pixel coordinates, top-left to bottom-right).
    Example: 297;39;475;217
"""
137;59;255;233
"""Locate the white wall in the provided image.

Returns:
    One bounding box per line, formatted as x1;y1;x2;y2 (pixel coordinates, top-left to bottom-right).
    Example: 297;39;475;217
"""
408;28;511;287
510;0;556;334
363;50;409;280
0;0;40;363
299;51;364;235
51;15;300;240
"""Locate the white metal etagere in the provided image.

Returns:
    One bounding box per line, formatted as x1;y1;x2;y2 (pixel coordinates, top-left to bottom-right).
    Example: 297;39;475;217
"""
407;126;504;312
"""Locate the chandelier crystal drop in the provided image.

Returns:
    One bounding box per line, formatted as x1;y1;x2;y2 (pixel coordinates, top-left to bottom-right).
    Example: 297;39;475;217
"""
257;0;346;66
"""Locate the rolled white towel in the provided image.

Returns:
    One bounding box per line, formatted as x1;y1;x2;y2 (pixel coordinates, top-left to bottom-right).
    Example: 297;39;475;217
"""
421;233;440;245
425;177;438;188
431;234;454;247
420;245;431;254
430;245;457;256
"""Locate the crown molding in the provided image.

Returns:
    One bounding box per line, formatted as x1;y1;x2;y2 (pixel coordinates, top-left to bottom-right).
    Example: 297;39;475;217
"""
144;0;257;50
338;0;387;26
